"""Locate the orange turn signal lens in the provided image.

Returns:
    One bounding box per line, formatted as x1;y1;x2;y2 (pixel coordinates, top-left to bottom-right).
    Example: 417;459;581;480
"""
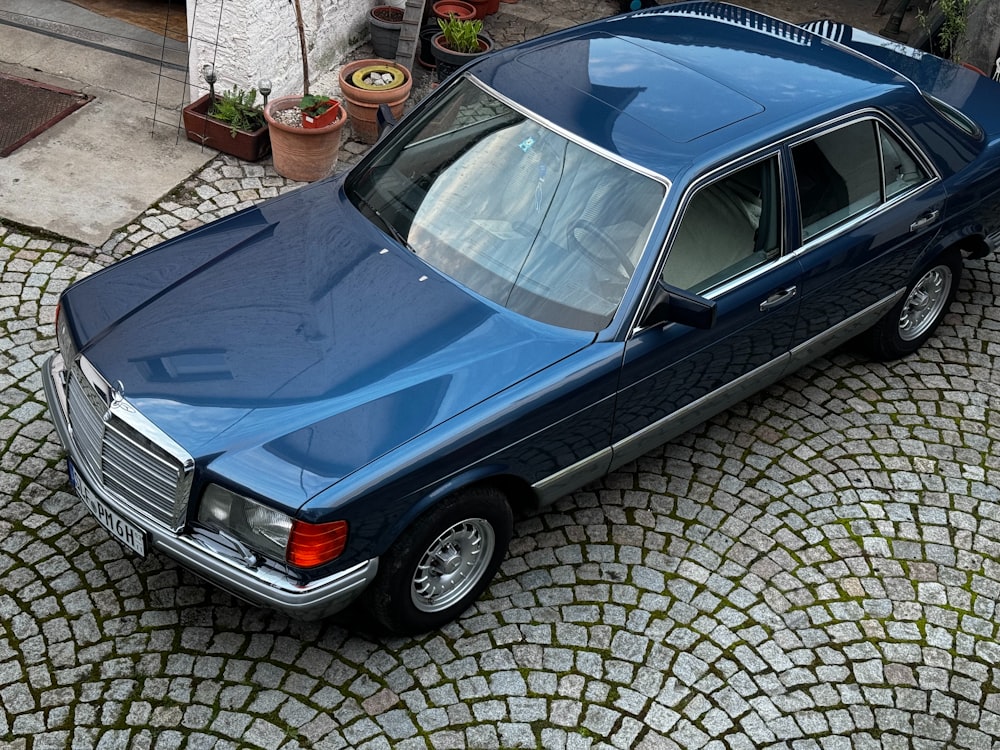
286;519;348;568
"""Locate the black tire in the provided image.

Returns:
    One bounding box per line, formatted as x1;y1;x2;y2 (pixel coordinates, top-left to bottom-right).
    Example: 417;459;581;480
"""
863;248;961;361
363;487;513;635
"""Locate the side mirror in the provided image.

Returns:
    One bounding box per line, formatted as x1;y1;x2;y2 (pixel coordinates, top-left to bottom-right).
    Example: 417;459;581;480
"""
377;103;397;138
641;281;717;329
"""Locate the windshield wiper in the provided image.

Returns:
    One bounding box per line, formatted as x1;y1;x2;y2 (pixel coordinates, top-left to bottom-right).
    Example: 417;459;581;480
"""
354;192;414;252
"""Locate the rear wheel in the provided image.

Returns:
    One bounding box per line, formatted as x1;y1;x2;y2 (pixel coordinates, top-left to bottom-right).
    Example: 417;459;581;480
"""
363;487;513;634
863;249;961;361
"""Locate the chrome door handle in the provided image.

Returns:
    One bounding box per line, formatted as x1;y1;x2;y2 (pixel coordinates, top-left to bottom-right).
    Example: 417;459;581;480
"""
910;210;939;231
760;286;797;311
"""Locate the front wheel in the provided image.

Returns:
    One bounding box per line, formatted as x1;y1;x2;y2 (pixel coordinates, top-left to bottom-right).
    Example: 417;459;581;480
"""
863;249;961;361
363;487;513;635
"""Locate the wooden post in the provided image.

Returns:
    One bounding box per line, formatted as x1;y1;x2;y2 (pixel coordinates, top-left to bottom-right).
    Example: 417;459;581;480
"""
396;0;427;72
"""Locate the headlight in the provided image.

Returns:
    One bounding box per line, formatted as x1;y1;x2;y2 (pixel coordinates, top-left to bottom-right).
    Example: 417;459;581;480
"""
199;484;292;561
198;484;347;568
55;303;78;364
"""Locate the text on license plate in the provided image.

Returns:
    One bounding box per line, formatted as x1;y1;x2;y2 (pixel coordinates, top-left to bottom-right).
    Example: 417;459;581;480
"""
73;470;147;557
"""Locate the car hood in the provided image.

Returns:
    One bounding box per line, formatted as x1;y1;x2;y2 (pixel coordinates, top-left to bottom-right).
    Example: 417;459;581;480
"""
66;179;592;508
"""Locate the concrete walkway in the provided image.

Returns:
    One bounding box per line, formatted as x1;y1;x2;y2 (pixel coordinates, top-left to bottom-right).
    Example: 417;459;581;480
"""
2;1;998;749
0;0;209;247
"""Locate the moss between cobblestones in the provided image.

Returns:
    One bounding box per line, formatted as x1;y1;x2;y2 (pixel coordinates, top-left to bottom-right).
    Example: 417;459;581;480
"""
161;182;200;205
4;56;1000;744
0;218;79;246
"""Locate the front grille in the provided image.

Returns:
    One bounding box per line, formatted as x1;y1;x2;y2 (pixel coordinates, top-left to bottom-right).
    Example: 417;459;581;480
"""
67;368;191;530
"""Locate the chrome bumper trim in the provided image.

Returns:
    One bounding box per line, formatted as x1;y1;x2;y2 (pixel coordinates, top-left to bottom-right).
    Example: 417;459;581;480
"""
42;352;377;620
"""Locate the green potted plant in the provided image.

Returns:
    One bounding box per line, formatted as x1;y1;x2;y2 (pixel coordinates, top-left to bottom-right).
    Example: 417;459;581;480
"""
431;15;493;82
265;93;346;181
299;94;341;128
263;0;347;181
183;85;270;161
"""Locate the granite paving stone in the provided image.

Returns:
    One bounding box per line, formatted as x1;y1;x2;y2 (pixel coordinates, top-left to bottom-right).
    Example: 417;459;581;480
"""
2;0;1000;747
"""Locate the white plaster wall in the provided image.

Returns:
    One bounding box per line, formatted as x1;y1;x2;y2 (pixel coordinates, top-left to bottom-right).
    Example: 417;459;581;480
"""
187;0;368;102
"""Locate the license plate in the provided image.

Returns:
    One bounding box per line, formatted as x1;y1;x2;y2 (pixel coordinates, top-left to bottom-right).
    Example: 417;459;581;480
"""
70;462;147;557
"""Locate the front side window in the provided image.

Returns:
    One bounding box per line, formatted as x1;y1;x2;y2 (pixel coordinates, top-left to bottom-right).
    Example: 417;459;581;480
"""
345;79;665;331
661;155;782;294
792;119;930;240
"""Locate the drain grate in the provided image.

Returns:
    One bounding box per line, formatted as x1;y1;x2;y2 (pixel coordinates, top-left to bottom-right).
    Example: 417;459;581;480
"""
0;73;93;157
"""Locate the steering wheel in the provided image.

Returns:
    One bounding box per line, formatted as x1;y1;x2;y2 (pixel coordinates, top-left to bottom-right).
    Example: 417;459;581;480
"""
569;219;634;279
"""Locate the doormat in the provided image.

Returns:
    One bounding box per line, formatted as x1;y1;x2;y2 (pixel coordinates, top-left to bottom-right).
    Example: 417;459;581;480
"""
0;74;93;157
66;0;188;43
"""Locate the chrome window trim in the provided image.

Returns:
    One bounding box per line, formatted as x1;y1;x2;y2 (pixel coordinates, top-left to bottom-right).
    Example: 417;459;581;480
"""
467;74;673;189
923;93;982;139
627;108;941;338
628;147;790;337
797;25;984;142
787;110;942;255
788;109;943;180
400;74;674;334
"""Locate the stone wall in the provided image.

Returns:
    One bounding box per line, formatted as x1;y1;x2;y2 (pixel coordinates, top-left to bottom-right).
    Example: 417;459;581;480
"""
186;0;366;101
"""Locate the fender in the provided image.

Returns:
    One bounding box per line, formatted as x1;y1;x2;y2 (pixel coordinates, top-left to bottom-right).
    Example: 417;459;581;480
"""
377;463;535;553
934;222;992;261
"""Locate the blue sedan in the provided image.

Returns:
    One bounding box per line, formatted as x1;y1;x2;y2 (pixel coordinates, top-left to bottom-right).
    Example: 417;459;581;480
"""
43;2;1000;633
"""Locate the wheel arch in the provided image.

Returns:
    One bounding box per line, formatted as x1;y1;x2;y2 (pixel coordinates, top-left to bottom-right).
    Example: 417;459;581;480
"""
955;233;991;260
934;225;991;261
378;467;537;554
361;472;523;633
862;241;963;360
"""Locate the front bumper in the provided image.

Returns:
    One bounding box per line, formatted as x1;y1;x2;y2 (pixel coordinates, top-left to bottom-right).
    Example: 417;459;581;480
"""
42;351;377;620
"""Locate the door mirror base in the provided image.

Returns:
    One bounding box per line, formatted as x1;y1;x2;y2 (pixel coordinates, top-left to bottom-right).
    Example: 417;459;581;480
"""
641;282;717;329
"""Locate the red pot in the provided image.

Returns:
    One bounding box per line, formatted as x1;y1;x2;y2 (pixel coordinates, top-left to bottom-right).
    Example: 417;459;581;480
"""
301;99;341;129
432;0;476;20
467;0;490;19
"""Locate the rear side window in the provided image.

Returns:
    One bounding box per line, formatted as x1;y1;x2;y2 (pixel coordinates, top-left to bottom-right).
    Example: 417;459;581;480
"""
880;128;929;199
792;119;929;240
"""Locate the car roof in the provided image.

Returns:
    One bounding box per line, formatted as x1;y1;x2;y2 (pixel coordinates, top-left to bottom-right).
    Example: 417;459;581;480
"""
471;1;911;180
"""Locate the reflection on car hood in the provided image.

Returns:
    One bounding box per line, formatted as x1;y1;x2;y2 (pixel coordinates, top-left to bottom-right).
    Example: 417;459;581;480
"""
66;179;591;507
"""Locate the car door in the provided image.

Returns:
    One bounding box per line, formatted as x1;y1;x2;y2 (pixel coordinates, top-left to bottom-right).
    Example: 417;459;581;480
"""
785;115;945;361
610;153;803;470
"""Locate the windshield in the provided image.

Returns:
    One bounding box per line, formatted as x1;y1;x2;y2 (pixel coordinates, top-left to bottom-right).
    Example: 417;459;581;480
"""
345;78;665;331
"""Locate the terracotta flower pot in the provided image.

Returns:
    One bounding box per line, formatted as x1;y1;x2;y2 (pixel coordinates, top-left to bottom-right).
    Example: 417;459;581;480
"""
467;0;490;19
431;0;476;20
338;59;412;144
264;95;347;182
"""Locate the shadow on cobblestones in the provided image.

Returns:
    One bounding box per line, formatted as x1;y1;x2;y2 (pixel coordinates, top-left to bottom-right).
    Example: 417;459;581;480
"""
3;0;1000;748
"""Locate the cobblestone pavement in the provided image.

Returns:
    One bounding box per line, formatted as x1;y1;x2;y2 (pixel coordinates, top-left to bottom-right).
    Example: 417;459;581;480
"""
3;1;1000;748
